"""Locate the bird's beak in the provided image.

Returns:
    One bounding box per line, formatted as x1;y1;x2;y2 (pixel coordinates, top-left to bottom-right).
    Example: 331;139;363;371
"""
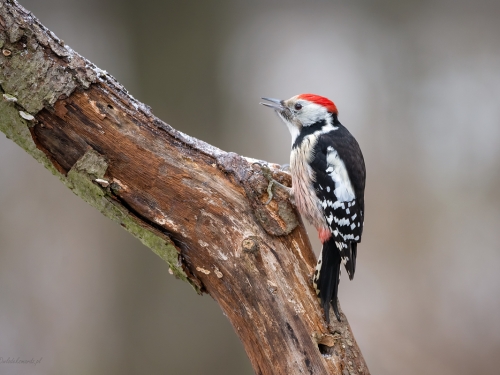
260;97;284;111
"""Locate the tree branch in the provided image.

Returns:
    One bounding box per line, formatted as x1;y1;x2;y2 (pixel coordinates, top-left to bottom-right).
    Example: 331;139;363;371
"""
0;1;369;374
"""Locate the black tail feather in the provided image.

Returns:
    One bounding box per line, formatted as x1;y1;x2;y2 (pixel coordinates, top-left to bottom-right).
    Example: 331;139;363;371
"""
350;243;358;279
342;242;358;281
317;239;342;322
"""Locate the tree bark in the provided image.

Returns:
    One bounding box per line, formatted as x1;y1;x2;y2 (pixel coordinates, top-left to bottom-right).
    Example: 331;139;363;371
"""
0;1;369;374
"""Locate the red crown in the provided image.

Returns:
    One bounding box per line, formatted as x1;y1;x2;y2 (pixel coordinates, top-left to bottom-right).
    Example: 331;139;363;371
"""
297;94;338;114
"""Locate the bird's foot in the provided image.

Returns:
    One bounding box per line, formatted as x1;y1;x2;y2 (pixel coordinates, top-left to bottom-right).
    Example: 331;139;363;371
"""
253;162;292;205
280;164;291;172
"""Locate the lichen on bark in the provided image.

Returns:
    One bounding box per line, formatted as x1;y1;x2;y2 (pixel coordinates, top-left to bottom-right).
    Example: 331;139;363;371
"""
0;1;188;282
0;94;62;177
0;1;99;115
67;149;189;282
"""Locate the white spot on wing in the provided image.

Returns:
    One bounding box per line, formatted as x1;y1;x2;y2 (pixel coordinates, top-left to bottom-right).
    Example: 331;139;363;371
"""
326;214;333;225
333;201;343;209
335;217;350;226
325;147;355;202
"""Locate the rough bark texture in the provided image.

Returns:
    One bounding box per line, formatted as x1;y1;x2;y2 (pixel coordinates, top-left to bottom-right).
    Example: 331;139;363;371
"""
0;1;369;374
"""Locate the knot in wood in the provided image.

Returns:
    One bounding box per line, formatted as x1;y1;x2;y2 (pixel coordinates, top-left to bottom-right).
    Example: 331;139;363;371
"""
242;237;259;253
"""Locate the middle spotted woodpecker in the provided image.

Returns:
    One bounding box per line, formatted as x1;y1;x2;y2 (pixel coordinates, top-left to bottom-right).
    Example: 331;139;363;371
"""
261;94;366;323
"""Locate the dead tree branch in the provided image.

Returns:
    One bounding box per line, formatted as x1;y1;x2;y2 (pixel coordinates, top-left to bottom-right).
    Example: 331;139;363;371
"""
0;1;369;374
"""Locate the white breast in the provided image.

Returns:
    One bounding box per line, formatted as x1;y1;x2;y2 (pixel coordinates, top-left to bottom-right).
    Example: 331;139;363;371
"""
290;136;328;231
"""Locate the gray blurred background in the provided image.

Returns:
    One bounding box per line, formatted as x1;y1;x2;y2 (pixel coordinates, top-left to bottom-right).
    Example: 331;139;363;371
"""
1;0;499;374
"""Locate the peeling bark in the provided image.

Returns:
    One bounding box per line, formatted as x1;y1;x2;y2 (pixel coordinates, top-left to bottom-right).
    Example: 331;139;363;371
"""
0;1;369;374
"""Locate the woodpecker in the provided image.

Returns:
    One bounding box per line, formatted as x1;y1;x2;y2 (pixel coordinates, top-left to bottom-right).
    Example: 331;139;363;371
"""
260;94;366;323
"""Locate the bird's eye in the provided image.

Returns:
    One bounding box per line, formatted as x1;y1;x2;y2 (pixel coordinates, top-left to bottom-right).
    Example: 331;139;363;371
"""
294;103;303;110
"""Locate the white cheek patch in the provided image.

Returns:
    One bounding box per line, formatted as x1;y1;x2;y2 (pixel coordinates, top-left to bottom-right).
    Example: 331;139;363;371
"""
326;146;355;202
297;102;330;127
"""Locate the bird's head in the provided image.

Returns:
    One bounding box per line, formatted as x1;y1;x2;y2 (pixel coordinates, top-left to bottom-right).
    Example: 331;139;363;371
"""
261;94;338;144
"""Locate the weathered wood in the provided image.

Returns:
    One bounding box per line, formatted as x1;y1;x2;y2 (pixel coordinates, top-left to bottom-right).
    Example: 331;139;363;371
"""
0;1;369;374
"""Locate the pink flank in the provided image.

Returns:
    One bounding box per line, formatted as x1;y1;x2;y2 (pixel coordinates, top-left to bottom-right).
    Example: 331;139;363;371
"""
318;228;332;244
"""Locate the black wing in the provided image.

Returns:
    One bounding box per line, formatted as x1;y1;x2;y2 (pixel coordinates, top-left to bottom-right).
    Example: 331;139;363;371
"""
311;123;366;279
